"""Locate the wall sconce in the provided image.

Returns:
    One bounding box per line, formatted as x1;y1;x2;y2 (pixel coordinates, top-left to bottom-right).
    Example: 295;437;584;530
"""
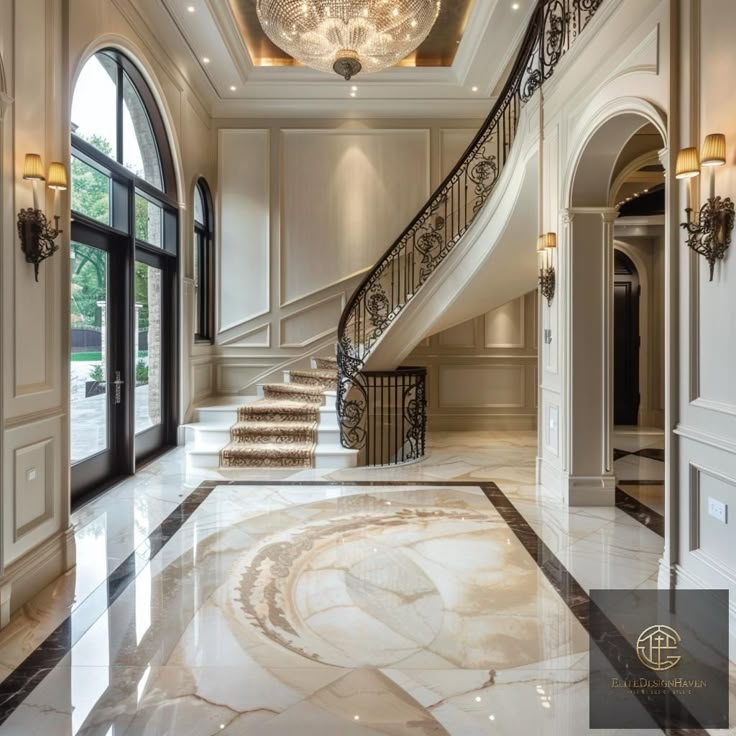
16;153;68;282
676;134;734;281
537;231;556;305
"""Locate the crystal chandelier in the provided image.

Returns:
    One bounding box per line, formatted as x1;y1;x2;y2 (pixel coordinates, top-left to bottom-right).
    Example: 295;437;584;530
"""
256;0;442;80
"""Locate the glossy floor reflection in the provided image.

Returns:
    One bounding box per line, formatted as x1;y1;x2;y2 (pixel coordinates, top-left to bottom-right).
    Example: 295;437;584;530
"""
4;431;724;735
0;478;672;735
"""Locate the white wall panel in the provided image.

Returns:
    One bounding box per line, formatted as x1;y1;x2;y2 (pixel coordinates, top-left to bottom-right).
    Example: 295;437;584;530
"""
439;128;477;179
439;365;526;408
438;319;476;348
218;129;270;331
280;293;344;348
3;416;62;566
280;129;430;304
485;297;526;348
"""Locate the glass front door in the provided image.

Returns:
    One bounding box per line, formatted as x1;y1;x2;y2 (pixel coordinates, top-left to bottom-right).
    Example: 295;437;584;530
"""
70;224;131;498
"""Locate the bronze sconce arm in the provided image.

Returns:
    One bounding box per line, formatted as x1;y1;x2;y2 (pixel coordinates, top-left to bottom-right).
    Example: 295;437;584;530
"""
681;196;735;282
537;232;557;306
676;135;734;281
16;154;67;282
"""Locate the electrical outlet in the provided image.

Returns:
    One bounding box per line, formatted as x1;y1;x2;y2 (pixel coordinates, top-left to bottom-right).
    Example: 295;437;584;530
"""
707;497;728;524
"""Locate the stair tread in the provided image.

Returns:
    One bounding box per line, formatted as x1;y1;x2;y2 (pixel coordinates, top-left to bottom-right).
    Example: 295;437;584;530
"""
263;382;324;395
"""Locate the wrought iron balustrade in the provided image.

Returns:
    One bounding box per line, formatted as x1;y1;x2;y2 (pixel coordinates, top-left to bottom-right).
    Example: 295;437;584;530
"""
337;0;605;466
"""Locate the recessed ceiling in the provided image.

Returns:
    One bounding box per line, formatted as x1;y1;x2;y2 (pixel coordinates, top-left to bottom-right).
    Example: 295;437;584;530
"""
227;0;475;69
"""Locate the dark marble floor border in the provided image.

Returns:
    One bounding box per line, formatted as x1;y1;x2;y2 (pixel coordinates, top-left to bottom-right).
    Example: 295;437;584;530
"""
0;479;699;734
615;487;665;537
0;484;216;724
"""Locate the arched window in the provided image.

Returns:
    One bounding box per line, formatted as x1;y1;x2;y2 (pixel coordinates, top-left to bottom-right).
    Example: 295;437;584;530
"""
193;178;214;342
70;49;179;496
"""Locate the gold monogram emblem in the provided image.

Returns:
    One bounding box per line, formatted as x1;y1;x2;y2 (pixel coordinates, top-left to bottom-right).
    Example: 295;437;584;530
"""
636;625;681;671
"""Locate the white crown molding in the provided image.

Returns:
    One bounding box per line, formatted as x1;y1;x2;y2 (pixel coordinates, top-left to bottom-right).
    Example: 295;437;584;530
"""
115;0;217;113
205;0;254;82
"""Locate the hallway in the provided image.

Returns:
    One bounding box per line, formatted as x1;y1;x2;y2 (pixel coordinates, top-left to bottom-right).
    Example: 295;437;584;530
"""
0;432;673;735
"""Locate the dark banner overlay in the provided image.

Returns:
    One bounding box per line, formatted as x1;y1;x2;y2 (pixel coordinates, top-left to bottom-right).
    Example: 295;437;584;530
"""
589;589;729;730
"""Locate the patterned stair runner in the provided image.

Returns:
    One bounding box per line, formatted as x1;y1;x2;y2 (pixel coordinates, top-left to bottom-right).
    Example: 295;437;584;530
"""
221;359;338;468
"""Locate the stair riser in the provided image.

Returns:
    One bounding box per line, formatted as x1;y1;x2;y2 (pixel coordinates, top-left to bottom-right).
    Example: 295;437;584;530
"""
187;451;221;469
196;407;239;426
188;427;232;449
318;428;341;444
315;451;357;469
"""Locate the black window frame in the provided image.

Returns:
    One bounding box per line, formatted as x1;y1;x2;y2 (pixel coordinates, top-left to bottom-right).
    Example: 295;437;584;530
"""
70;48;180;487
193;177;214;343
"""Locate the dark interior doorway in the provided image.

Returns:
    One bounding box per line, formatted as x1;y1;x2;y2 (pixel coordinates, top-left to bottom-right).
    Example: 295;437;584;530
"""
613;250;641;425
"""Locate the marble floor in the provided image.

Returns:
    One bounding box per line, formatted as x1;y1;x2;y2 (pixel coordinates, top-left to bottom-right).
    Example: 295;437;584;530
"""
0;431;730;735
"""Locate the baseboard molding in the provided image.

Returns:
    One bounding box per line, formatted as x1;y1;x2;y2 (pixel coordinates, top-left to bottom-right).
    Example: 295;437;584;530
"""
428;414;536;431
0;526;76;628
538;455;563;498
562;473;616;506
672;562;736;665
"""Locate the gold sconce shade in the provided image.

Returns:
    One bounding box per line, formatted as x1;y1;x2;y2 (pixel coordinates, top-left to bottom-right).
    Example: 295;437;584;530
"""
701;133;726;167
675;147;701;179
542;232;557;249
22;153;45;181
47;162;68;190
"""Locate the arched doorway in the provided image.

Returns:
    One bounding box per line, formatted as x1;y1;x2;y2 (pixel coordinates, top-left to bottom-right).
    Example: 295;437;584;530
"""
560;107;666;506
69;49;180;500
613;250;640;426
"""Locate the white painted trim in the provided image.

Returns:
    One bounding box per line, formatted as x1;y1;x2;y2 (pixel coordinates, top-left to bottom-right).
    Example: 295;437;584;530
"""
0;526;75;629
561;474;617;507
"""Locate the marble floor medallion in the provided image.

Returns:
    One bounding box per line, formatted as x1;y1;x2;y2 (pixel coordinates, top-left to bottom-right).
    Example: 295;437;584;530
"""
231;492;586;672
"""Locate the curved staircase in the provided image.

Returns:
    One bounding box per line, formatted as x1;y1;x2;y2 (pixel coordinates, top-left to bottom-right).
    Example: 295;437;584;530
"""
336;0;606;466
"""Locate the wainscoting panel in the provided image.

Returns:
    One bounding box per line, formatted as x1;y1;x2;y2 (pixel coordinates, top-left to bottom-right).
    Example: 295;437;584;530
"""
410;291;538;430
279;292;345;348
485;297;526;348
218;129;270;333
192;361;214;402
439;364;526;408
438;319;477;348
2;415;62;566
280;129;430;305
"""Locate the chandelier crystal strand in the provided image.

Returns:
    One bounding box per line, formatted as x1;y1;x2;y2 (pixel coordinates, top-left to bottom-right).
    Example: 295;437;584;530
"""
256;0;441;80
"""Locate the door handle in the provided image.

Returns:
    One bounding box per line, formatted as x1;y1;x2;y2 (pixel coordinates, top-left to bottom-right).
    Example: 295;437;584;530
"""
112;370;124;405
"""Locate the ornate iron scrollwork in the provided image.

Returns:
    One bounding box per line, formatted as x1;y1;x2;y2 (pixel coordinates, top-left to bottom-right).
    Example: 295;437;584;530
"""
17;208;62;282
336;0;607;465
539;265;556;305
681;196;735;281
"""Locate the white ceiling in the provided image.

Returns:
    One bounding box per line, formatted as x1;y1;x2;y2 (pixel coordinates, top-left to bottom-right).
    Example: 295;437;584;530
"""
128;0;535;119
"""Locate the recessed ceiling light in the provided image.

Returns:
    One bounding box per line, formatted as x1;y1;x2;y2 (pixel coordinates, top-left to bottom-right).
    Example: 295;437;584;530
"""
350;91;356;97
202;57;210;64
230;85;237;91
351;85;358;91
187;5;195;12
472;86;479;92
512;2;520;9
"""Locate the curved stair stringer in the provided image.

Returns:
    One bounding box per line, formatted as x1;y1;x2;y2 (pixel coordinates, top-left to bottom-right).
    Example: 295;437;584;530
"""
364;111;541;371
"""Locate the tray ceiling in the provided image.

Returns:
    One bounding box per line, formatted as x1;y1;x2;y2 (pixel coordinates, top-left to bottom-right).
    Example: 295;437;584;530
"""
227;0;475;68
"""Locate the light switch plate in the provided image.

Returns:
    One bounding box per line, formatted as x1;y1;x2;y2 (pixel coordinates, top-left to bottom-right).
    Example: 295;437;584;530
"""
708;496;728;524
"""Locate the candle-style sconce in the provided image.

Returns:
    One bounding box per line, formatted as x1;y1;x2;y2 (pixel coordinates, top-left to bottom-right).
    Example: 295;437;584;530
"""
16;153;68;282
676;134;734;282
537;231;557;305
